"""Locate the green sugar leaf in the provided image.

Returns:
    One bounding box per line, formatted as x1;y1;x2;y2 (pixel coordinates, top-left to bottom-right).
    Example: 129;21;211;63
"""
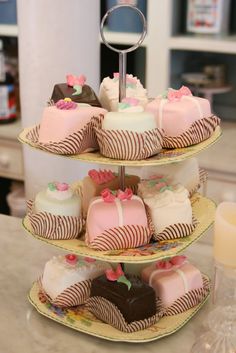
117;275;132;291
48;182;56;191
72;85;82;96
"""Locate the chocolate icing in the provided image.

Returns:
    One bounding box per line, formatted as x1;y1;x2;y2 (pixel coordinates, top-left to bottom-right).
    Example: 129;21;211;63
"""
51;84;101;107
90;274;156;323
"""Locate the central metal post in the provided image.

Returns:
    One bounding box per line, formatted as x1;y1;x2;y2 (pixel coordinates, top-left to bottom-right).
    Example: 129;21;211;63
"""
118;51;127;190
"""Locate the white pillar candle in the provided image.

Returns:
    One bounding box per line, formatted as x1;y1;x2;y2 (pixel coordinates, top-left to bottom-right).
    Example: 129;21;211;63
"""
214;202;236;268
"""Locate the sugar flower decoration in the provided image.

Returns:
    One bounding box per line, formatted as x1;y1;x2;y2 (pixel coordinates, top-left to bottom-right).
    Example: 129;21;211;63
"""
105;264;131;290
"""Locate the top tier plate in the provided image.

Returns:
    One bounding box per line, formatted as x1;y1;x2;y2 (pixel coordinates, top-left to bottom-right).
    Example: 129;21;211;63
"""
18;126;221;167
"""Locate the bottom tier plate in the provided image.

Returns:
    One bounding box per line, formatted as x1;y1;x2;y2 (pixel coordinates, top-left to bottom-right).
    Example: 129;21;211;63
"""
28;277;210;343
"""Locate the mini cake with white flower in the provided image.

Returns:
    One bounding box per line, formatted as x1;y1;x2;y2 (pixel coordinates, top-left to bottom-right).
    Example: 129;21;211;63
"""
145;86;220;148
99;73;148;112
27;181;83;240
94;97;163;160
40;254;111;308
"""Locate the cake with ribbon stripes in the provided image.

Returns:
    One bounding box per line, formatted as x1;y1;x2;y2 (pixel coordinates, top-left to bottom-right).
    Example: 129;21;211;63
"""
145;86;220;148
85;188;152;250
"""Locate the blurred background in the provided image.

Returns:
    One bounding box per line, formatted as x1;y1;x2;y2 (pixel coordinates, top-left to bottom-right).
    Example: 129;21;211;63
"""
0;0;236;228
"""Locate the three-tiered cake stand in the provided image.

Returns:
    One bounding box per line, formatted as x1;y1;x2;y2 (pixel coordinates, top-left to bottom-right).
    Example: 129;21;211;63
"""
19;5;221;343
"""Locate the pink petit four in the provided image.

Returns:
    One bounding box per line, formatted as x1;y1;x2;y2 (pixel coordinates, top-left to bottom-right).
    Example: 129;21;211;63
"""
86;188;149;248
145;86;211;137
141;256;203;307
38;98;107;143
82;169;140;216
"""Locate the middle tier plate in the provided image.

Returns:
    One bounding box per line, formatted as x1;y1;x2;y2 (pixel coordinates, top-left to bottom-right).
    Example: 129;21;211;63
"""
22;194;216;263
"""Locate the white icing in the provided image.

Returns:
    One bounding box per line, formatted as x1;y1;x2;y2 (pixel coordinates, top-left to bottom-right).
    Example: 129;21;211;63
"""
102;111;157;133
144;184;192;233
115;198;124;227
35;189;81;217
46;187;73;201
42;255;111;300
118;105;144;113
99;75;148;112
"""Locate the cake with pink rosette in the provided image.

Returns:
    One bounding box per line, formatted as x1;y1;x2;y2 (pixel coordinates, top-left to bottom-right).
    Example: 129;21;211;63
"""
82;168;140;216
145;86;220;148
99;73;148;111
27;181;84;240
85;188;152;250
38;98;107;145
141;256;207;314
40;254;111;308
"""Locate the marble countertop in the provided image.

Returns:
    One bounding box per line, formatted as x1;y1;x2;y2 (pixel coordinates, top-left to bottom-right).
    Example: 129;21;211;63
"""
0;214;216;353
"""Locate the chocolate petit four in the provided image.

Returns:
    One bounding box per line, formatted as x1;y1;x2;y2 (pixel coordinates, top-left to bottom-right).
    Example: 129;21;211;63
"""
51;74;101;107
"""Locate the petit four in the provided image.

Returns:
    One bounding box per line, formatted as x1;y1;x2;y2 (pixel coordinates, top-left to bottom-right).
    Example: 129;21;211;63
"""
87;264;158;332
141;256;203;308
139;181;194;240
94;99;163;160
28;181;83;240
51;74;101;107
86;188;151;250
34;181;81;217
140;158;201;196
38;98;107;147
82;169;140;215
145;86;220;147
99;73;148;111
41;254;111;307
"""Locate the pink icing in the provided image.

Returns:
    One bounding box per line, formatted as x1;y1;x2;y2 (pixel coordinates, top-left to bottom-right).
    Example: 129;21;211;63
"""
88;169;115;185
156;256;187;270
167;86;192;102
117;188;133;201
65;254;78;265
84;257;96;263
66;74;86;87
56;182;69;191
106;264;124;281
122;97;139;106
113;73;137;85
56;99;77;110
101;188;116;203
155;182;167;191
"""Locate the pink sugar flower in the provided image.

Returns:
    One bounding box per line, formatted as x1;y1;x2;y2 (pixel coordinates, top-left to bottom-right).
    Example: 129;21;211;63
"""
65;254;78;265
56;182;69;191
101;188;116;202
156;260;172;270
170;255;186;266
84;257;96;263
105;264;124;281
117;188;133;201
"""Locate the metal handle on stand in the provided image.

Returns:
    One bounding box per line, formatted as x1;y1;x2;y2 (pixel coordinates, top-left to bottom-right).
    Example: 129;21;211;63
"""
100;5;147;190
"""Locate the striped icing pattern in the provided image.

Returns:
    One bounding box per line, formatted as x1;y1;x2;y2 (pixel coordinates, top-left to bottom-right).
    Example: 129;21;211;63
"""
86;225;152;251
26;116;104;155
93;115;163;160
145;206;198;241
162;115;220;149
86;296;160;333
27;200;84;240
162;276;210;316
38;277;91;308
152;218;198;242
